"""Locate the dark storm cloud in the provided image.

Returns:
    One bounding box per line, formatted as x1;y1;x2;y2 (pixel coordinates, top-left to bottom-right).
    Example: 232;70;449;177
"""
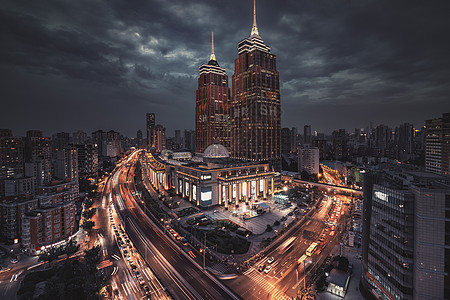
1;0;449;137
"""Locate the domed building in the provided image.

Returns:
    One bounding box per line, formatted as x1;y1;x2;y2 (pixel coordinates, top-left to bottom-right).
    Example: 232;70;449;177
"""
145;144;275;208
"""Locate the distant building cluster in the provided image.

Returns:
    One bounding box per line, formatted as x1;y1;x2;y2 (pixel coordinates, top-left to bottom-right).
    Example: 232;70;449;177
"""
0;128;125;253
278;121;427;175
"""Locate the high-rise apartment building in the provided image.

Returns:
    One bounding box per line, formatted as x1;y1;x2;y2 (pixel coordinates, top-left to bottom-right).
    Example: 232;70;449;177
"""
75;144;98;180
22;201;76;255
291;127;298;153
398;123;414;161
425;112;450;175
146;113;156;149
25;130;51;161
298;147;320;175
332;129;348;160
72;130;88;145
92;130;121;158
184;130;195;153
51;132;70;153
231;1;280;165
0;131;24;180
155;125;166;152
25;157;52;193
195;33;231;154
54;146;78;180
304;125;312;146
281;128;291;154
136;129;143;148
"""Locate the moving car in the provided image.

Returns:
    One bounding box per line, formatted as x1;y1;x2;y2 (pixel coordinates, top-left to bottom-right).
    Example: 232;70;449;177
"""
267;257;275;264
264;265;272;274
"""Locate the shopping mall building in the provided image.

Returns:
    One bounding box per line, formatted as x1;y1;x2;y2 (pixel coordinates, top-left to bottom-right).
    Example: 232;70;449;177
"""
143;144;275;208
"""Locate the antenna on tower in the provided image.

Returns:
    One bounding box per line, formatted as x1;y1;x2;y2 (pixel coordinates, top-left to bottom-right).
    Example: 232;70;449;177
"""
251;0;259;36
210;32;216;61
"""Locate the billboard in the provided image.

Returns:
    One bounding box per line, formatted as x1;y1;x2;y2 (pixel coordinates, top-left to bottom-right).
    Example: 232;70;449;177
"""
201;186;212;206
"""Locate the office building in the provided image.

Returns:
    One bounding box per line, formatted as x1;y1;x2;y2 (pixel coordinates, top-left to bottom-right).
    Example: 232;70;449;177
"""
361;169;450;299
230;1;280;165
425;112;450;175
195;33;231;154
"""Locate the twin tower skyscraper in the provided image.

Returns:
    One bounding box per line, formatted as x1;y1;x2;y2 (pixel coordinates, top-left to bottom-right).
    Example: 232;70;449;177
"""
195;0;281;166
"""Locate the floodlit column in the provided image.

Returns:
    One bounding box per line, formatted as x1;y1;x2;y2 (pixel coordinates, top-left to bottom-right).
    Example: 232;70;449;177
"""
218;183;222;205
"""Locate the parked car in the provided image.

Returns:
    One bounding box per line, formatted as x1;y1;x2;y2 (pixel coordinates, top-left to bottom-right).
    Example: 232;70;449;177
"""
267;257;275;264
264;265;272;274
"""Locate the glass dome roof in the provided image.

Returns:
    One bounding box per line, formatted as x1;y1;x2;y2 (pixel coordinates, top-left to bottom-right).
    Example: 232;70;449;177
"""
203;144;229;159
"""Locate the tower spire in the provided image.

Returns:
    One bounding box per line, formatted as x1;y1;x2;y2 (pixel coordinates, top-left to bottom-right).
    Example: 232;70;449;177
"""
251;0;259;36
210;32;216;61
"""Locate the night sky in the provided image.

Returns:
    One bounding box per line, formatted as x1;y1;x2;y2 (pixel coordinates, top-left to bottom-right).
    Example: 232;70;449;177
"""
1;0;449;137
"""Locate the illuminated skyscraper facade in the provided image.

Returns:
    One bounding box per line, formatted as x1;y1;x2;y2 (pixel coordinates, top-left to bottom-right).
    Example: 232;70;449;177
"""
195;33;231;154
231;1;280;165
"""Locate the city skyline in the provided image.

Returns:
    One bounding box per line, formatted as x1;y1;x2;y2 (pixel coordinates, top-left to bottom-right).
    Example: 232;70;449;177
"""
1;1;450;137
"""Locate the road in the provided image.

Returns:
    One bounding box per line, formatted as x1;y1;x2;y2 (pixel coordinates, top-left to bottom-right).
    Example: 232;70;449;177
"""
109;151;239;300
227;193;351;299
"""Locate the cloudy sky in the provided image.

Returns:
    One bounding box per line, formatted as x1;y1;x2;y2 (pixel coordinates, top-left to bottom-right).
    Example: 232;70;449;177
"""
1;0;449;137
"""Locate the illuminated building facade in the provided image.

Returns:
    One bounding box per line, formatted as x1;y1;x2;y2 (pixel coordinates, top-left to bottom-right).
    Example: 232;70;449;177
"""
231;1;280;166
144;144;274;208
195;33;231;154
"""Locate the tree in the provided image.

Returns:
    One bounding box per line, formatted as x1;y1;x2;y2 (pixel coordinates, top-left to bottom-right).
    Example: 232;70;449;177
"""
265;224;273;232
84;245;101;266
273;220;280;226
81;220;95;231
82;208;96;220
65;239;80;256
84;199;94;209
300;170;310;181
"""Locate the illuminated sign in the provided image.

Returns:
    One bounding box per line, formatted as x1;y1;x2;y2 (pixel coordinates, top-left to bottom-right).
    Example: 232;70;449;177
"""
201;186;212;206
242;183;247;197
374;191;388;202
201;174;212;181
193;185;197;201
